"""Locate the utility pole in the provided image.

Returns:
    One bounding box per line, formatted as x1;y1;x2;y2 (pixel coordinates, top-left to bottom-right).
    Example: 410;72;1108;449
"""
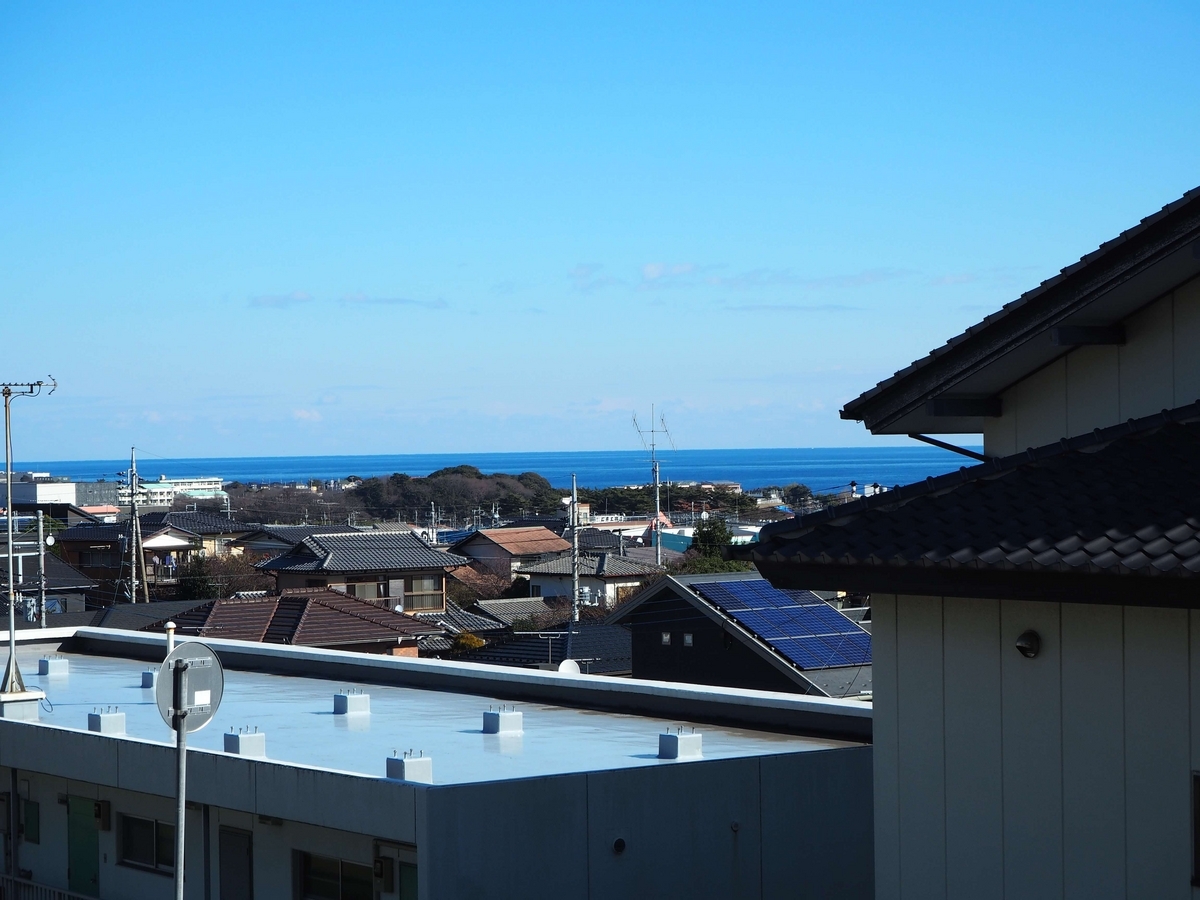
633;405;674;567
2;378;54;700
127;448;149;603
571;474;580;624
36;511;45;629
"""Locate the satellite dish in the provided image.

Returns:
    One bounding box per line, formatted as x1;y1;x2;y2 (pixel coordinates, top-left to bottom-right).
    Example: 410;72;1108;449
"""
44;535;55;547
557;659;581;675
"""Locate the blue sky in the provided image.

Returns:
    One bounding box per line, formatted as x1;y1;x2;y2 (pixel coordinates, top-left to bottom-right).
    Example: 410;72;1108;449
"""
2;2;1198;459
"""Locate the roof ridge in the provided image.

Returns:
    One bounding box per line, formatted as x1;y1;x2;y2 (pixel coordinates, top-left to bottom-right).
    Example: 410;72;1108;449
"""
761;400;1200;540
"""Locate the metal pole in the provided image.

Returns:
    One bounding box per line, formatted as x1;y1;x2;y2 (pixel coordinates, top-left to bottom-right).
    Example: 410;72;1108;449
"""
571;474;579;625
653;459;662;567
3;389;23;693
172;660;189;900
37;511;45;629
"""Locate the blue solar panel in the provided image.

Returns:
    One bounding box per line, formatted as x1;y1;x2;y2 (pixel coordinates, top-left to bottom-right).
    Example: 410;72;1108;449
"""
693;579;871;670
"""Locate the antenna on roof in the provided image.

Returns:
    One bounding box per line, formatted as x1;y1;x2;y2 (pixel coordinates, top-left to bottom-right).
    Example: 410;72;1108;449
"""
633;405;675;567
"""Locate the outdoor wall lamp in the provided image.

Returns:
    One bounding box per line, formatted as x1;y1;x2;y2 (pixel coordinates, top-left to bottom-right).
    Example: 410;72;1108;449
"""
1016;630;1041;659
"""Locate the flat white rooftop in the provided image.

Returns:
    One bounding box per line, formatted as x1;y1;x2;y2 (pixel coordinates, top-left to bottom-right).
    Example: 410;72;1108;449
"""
17;643;860;785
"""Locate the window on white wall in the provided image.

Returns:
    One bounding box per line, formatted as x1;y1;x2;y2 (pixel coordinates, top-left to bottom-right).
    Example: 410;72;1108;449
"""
119;813;174;872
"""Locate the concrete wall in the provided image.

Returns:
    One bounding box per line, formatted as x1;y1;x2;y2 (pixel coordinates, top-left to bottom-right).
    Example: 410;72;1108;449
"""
983;274;1200;454
873;593;1197;900
419;747;873;900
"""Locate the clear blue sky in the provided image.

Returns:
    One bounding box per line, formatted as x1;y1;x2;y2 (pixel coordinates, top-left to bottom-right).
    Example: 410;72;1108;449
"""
2;2;1197;460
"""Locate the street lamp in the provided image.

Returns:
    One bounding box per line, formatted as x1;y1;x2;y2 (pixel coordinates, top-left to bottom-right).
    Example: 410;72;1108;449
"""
2;378;54;709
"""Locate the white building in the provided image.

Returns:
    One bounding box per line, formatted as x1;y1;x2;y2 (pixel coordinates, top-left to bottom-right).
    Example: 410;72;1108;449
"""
0;626;872;899
740;186;1200;899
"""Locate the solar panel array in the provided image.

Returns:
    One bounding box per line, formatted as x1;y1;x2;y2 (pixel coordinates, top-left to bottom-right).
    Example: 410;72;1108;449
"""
693;580;871;670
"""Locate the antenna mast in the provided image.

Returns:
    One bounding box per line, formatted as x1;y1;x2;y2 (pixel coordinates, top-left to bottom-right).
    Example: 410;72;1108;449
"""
633;405;675;567
126;448;149;603
2;377;54;699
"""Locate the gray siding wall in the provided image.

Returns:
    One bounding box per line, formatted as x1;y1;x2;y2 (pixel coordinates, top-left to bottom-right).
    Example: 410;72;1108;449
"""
984;274;1200;455
874;594;1199;900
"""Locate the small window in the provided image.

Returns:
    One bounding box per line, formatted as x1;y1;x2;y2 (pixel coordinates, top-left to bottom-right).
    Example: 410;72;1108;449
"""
683;633;693;647
661;632;671;645
299;851;374;900
120;813;174;872
21;800;39;844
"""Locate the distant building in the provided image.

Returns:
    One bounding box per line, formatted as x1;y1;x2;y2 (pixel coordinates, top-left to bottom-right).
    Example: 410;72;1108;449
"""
257;530;467;612
518;553;663;607
449;526;570;578
608;573;871;697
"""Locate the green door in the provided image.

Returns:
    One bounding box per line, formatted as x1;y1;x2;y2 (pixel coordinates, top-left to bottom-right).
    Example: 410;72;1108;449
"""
67;797;100;897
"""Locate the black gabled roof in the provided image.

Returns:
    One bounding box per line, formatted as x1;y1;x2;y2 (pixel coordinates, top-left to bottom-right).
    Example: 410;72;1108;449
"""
843;186;1200;433
456;623;632;675
257;530;467;573
140;511;254;536
59;521;202;542
734;401;1200;606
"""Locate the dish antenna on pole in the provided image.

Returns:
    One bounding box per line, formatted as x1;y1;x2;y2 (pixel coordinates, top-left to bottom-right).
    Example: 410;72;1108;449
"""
632;405;675;567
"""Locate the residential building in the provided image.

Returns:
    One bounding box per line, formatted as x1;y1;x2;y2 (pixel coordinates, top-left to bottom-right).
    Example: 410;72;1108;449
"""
449;526;570;577
0;626;872;899
138;511;255;557
257;531;467;612
230;525;367;557
608;573;871;698
57;521;202;594
152;589;442;656
457;622;633;675
518;553;663;607
737;187;1200;900
473;597;559;627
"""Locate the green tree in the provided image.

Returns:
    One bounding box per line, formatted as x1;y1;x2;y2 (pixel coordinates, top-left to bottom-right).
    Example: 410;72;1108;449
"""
690;516;733;557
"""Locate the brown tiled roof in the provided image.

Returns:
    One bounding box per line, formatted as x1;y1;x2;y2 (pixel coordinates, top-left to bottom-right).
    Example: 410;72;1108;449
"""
454;527;570;557
735;402;1200;606
147;589;441;646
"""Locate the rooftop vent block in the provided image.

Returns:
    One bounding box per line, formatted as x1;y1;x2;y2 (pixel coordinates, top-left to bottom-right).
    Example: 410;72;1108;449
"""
224;731;267;757
658;730;702;760
141;670;157;689
386;755;433;784
88;712;125;735
483;709;523;734
334;692;370;715
38;657;68;676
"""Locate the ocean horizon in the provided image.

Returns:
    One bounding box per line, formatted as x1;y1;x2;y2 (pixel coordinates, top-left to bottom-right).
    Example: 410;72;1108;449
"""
16;446;980;493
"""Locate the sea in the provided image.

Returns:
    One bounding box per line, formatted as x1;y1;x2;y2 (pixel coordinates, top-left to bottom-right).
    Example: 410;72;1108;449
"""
17;446;980;492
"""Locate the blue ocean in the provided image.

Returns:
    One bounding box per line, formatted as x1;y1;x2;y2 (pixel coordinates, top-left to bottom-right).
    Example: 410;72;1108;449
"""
17;446;978;492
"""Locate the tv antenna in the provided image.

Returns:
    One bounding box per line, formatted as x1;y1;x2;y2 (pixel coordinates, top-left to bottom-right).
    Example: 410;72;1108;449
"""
632;405;675;566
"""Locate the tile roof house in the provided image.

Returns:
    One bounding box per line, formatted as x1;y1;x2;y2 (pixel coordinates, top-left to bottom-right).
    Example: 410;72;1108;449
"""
257;531;467;612
456;622;633;675
608;573;871;697
449;527;571;577
411;601;510;655
473;597;560;627
230;524;368;556
142;589;442;656
518;553;663;608
57;521;203;597
138;511;256;556
734;187;1200;900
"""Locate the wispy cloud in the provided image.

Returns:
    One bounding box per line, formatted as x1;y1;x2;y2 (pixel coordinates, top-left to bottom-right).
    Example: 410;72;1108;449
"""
293;409;322;422
728;302;866;313
249;291;313;309
339;292;448;310
569;264;623;293
710;267;912;291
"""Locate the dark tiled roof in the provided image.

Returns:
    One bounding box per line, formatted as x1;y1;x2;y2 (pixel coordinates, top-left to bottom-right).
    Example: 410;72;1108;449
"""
16;598;215;631
258;531;467;573
59;522;201;543
474;598;559;626
43;554;98;590
842;186;1200;431
577;528;622;552
141;511;255;536
413;601;507;635
457;623;632;675
238;525;360;544
518;553;663;578
735;402;1200;604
